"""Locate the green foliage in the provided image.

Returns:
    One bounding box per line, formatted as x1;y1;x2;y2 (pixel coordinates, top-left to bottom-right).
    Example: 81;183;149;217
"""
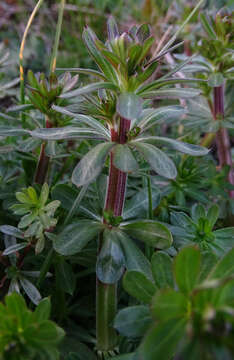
170;203;234;255
0;293;64;360
10;183;60;254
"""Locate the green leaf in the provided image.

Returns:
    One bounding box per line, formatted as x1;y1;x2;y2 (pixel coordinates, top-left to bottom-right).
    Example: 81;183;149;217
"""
34;297;51;321
114;305;151;337
138;136;209;156
123;270;157;303
113;144;139;173
151;251;174;289
139;88;200;99
51;184;78;211
0;126;30;136
39;183;49;206
133;142;177;179
191;203;206;222
31;127;106;141
0;225;24;239
52;105;110;138
137;105;185;129
57;67;107;80
208;247;234;280
123;187;161;220
199;251;217;282
152;289;188;321
139;318;186;360
174;246;201;295
213;227;234;239
60;82;118;99
3;242;28;256
117;231;152;279
136;24;151;43
18;213;37;229
208;73;224;87
117;93;143;120
19;277;42;305
107;16;119;41
200;13;217;40
96;229;125;284
83;27;118;83
122;220;172;249
55;261;76;295
53;220;103;256
72;142;115;187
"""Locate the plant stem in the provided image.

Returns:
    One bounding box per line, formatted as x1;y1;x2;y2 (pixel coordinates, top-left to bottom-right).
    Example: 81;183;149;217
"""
214;85;234;198
34;117;52;184
49;0;66;74
19;0;44;128
96;117;130;351
36;247;54;289
34;0;65;184
145;174;154;259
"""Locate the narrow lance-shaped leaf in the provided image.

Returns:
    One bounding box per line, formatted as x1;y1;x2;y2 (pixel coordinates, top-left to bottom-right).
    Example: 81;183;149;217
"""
19;277;42;305
3;243;28;256
138;88;200;99
52;105;110;138
136;136;209;156
133;142;177;179
30;127;107;141
83;27;119;83
137;105;186;129
56;67;107;80
0;127;30;136
72;142;115;187
59;82;118;99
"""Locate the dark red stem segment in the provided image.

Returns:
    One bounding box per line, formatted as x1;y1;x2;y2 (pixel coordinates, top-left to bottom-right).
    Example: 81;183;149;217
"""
214;85;234;198
104;118;131;216
34;118;52;185
96;117;131;351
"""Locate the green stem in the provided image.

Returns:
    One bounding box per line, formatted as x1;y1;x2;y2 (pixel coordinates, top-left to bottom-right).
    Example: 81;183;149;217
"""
64;184;88;225
96;280;117;351
146;173;153;259
49;0;66;74
36;247;54;289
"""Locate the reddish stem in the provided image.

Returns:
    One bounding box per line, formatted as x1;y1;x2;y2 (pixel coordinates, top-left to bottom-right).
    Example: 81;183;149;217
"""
104;118;131;216
96;117;131;351
214;85;234;198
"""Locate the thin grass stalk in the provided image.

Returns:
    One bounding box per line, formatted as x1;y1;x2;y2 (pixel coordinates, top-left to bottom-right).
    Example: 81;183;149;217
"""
19;0;44;128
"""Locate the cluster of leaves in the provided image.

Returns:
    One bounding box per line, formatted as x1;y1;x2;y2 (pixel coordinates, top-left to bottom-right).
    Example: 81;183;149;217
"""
115;246;234;360
0;293;64;360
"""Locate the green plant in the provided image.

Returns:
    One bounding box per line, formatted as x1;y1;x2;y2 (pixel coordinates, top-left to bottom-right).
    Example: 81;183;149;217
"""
169;203;234;256
0;293;65;360
115;246;234;360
